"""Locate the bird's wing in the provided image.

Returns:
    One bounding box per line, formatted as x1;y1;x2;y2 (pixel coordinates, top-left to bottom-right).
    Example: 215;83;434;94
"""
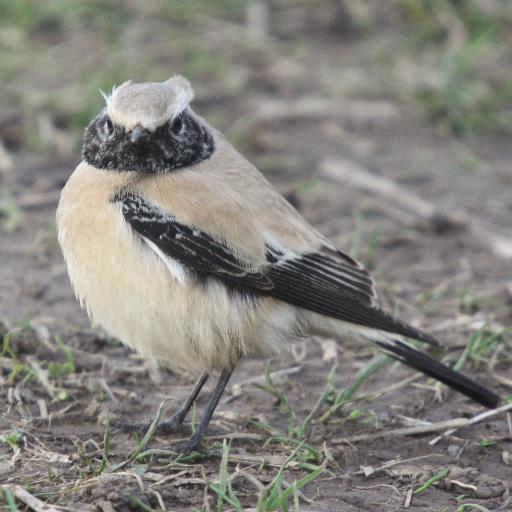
120;193;439;346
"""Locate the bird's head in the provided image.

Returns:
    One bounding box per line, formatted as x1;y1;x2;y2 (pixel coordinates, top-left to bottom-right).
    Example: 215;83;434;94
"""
82;76;214;173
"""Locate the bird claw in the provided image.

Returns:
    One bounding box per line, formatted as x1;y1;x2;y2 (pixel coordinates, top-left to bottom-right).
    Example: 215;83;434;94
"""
164;429;208;460
161;441;204;463
171;441;202;457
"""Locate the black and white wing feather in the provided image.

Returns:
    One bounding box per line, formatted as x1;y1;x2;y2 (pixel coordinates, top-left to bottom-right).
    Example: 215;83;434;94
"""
120;194;439;346
120;194;500;408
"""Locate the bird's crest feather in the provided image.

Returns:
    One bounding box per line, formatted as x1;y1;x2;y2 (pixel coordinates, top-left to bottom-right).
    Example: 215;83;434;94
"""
104;76;193;131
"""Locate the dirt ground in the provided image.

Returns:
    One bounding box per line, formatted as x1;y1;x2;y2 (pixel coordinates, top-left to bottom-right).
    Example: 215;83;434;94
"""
1;2;512;511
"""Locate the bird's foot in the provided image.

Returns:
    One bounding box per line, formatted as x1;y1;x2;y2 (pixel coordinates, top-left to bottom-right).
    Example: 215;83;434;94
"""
169;441;202;458
165;430;208;460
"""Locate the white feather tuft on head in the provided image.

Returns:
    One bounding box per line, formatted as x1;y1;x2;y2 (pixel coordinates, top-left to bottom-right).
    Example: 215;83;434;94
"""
99;81;132;109
164;75;194;120
104;76;193;131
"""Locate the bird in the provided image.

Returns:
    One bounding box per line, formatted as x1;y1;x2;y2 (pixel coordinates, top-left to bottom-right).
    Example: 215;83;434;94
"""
57;76;500;455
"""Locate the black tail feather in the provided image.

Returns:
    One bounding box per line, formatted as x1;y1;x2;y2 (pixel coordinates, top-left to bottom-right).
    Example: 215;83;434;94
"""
374;338;500;408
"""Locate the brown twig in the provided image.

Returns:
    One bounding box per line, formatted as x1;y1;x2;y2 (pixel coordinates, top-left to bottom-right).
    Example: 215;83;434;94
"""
333;402;512;444
352;453;443;477
320;158;512;260
253;97;399;124
2;485;60;512
17;191;61;211
247;0;270;40
227;365;302;401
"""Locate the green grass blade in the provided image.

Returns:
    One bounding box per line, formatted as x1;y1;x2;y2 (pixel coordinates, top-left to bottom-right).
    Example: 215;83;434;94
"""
413;468;449;495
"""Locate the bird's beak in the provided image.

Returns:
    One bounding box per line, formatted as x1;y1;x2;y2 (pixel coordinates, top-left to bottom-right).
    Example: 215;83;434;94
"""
130;126;146;144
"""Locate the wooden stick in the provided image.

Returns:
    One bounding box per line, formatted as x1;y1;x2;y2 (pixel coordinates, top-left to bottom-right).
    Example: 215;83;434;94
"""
320;158;512;260
247;0;269;40
18;191;61;210
332;402;512;444
2;485;60;512
254;97;398;124
226;365;302;402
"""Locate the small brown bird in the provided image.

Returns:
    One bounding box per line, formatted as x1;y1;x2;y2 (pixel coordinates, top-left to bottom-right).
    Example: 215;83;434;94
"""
57;76;499;454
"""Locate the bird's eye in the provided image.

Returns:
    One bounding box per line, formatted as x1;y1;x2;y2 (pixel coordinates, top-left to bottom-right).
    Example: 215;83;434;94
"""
104;117;115;138
170;115;183;135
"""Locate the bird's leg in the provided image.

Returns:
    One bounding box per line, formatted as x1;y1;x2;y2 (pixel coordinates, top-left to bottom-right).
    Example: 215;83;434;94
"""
119;371;209;434
156;370;210;434
172;368;232;455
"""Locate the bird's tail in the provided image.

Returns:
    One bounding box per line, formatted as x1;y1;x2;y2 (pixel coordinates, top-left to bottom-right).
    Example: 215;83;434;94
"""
372;337;500;409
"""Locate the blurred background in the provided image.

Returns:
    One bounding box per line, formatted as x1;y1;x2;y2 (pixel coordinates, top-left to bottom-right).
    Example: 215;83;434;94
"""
1;2;512;510
1;0;512;162
2;0;512;317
